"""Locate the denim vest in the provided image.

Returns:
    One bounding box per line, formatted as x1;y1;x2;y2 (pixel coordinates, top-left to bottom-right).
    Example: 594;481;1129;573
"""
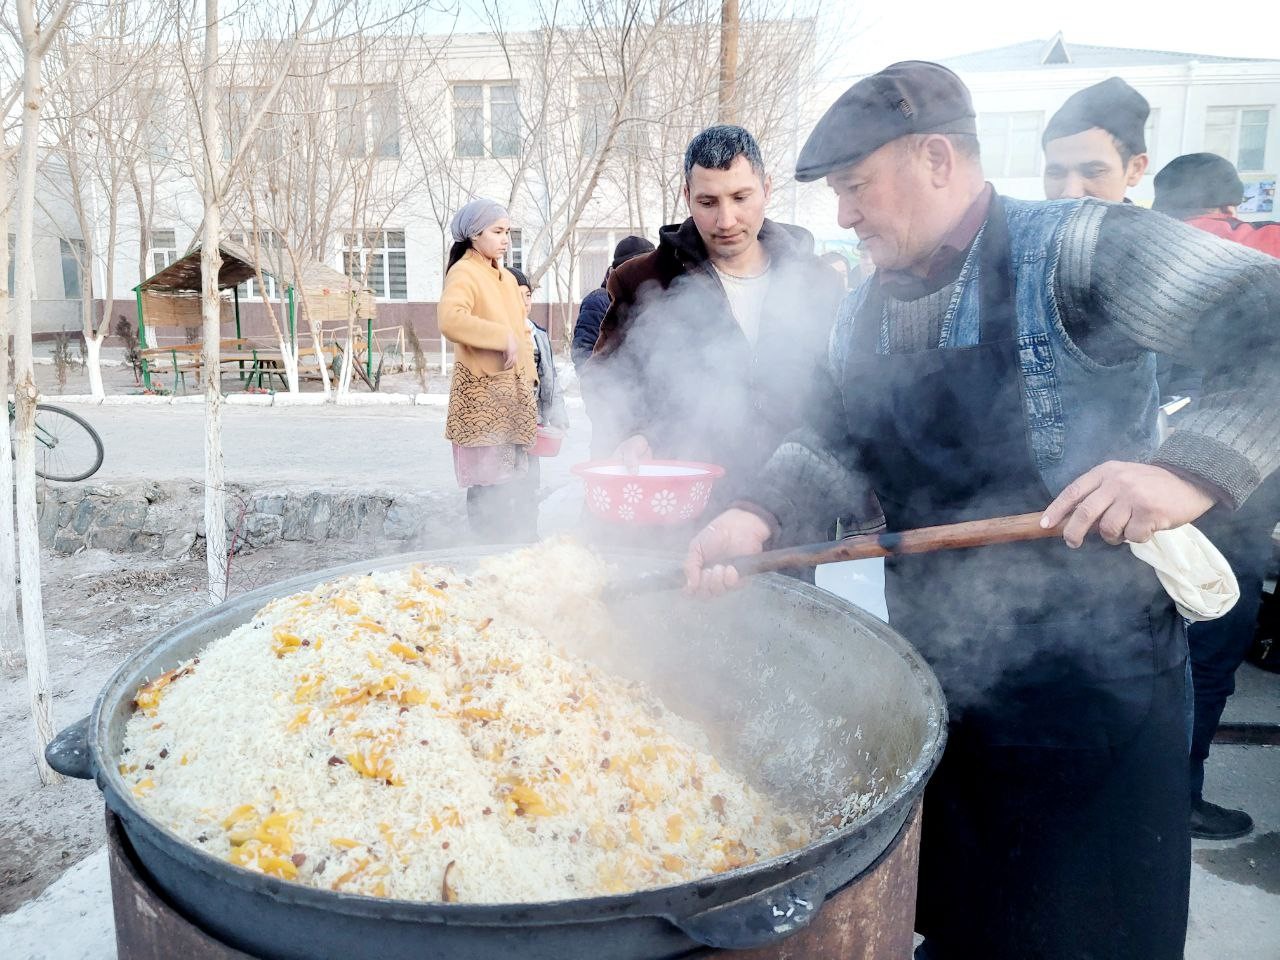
833;197;1161;495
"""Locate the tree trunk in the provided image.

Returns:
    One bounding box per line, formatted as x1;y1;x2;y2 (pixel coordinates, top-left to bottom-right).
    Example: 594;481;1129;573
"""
85;334;105;397
0;161;22;671
718;0;740;125
201;0;228;604
14;0;62;785
278;332;300;393
284;246;331;397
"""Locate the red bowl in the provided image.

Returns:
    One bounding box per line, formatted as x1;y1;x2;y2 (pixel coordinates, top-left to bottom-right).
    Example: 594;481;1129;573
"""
571;460;725;526
529;426;564;458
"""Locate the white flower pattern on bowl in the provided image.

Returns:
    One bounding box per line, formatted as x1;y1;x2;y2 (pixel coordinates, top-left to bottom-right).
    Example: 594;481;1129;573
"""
622;483;643;504
650;490;678;515
678;501;699;521
591;487;612;512
617;505;635;521
690;481;710;502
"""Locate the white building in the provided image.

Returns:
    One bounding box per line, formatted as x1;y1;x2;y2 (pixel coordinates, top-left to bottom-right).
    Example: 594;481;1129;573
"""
944;34;1280;213
13;30;1279;338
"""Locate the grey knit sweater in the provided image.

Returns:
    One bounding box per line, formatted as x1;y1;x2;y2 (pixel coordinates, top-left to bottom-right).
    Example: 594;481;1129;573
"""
747;200;1280;542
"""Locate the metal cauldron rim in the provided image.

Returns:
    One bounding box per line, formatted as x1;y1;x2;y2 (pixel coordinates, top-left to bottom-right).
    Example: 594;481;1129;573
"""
72;545;946;937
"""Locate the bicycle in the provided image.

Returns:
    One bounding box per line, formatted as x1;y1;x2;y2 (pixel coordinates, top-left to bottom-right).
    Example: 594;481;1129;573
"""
8;402;105;482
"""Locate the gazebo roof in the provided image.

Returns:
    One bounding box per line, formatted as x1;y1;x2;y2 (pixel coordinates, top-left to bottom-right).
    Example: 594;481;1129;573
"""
137;238;372;298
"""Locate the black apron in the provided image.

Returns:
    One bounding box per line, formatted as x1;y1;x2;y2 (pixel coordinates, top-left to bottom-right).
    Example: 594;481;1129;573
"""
844;199;1190;959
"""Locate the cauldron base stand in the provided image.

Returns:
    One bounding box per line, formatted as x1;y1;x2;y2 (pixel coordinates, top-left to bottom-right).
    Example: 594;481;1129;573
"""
106;804;920;960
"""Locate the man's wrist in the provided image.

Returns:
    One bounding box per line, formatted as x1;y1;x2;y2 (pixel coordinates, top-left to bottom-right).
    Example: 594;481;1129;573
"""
728;501;780;543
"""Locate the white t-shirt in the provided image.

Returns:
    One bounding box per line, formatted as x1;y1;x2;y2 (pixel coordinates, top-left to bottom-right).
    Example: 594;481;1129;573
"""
713;263;772;346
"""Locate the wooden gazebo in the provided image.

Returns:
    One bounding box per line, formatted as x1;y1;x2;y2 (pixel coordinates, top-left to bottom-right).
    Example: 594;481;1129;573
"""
133;239;377;390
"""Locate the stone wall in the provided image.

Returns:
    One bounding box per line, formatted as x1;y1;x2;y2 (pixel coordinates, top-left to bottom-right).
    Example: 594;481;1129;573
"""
37;481;465;558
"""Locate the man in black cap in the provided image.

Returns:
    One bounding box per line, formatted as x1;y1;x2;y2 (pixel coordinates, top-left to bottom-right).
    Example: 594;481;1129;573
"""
1154;152;1280;256
1042;76;1150;203
587;124;844;512
685;60;1280;959
1153;151;1280;843
571;235;655;369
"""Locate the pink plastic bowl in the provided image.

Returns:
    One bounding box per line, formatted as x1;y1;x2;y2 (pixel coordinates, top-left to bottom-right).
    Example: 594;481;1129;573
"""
529;426;564;458
571;460;726;526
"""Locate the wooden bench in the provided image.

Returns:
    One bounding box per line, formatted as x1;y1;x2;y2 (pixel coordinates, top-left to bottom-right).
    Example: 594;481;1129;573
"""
140;340;272;393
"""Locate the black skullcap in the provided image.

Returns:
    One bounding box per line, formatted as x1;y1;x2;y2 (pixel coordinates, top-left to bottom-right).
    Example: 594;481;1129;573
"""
1043;78;1149;155
1152;153;1245;215
611;235;655;269
508;266;530;288
796;61;976;183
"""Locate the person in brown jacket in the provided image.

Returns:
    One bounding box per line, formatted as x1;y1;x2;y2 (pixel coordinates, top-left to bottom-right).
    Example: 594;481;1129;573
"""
439;197;538;541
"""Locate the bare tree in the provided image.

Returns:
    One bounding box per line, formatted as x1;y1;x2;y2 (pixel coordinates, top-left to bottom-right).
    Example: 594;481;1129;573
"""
43;23;148;397
0;152;21;672
173;0;352;602
12;0;78;784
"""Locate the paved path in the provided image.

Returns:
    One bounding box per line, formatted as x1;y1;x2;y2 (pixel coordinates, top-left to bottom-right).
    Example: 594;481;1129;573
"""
77;403;593;491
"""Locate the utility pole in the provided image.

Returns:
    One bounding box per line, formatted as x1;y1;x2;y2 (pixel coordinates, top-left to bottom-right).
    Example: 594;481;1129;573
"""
718;0;739;124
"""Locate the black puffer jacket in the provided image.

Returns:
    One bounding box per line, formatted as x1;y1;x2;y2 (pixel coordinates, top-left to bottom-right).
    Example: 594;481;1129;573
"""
585;217;843;503
572;286;611;369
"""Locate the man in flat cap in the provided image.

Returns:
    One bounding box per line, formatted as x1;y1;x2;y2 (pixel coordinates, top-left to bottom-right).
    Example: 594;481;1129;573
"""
1042;76;1150;203
686;60;1280;959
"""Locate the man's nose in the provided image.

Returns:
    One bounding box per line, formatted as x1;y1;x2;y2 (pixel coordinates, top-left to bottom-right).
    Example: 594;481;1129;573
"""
715;206;736;230
837;196;860;231
1056;173;1087;200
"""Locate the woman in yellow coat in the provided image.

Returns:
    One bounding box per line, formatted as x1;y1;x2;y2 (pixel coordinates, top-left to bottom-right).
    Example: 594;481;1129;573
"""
439;198;538;540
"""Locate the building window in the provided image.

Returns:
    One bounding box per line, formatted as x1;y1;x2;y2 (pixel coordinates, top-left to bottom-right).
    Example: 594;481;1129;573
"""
335;85;400;158
978;111;1043;178
452;83;520;159
343;230;407;301
149;229;178;277
1143;109;1159;167
1205;106;1270;172
138;88;174;160
223;86;281;163
228;231;283;301
620;79;650;158
490;84;520;159
60;239;86;300
578;78;612;154
453;84;484;158
575;228;638;300
504;228;523;273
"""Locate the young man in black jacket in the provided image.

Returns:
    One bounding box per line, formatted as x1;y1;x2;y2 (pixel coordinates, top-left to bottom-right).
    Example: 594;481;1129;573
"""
571;235;654;369
586;124;846;513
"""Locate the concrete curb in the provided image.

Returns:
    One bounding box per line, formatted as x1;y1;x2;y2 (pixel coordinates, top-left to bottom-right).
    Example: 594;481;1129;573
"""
22;392;585;409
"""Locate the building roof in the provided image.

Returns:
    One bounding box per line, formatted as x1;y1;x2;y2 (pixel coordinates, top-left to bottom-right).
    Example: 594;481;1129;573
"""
942;33;1268;73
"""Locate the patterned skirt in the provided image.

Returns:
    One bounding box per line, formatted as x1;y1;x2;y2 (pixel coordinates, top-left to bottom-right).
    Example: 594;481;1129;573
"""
452;443;528;488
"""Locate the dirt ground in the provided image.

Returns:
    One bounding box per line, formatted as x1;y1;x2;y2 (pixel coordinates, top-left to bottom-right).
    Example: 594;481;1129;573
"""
0;540;380;914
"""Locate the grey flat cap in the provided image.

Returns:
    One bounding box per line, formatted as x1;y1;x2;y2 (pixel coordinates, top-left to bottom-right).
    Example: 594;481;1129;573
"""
796;61;977;182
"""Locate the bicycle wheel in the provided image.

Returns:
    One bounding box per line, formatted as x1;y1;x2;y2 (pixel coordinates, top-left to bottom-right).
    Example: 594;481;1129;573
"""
22;404;106;482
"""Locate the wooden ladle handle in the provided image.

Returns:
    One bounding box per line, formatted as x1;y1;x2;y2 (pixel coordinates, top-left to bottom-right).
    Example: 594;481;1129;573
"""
737;511;1062;577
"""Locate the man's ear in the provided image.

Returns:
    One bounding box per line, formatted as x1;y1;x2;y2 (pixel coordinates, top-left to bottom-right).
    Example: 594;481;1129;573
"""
921;134;955;188
762;174;773;206
1126;153;1150;187
682;181;691;209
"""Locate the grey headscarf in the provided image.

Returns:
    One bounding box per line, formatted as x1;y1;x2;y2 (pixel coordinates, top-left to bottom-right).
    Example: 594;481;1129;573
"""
449;198;508;243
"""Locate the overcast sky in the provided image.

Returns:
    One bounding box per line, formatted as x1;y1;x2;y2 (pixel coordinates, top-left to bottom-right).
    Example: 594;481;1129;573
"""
457;0;1277;74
